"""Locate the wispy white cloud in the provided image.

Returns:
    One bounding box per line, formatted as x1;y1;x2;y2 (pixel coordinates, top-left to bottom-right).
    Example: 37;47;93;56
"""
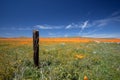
97;22;107;27
93;17;118;27
65;11;120;31
52;26;63;29
65;24;72;29
111;10;120;16
65;20;89;31
34;25;53;29
0;27;32;30
77;12;120;37
17;27;32;30
80;20;89;32
34;25;62;29
92;11;120;27
81;21;88;30
82;33;120;38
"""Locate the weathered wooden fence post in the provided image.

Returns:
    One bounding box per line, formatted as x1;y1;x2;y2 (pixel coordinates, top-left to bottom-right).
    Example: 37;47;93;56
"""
33;30;39;67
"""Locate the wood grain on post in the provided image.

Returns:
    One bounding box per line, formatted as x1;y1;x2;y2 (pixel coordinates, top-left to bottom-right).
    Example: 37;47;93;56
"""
33;30;39;67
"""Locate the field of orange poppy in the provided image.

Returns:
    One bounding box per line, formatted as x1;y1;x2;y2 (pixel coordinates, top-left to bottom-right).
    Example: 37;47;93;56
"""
0;37;120;45
0;37;120;80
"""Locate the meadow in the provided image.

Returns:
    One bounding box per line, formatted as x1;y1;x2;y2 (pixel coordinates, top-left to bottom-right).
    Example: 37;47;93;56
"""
0;38;120;80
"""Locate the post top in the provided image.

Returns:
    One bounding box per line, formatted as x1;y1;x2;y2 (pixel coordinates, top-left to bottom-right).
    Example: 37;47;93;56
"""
33;30;39;32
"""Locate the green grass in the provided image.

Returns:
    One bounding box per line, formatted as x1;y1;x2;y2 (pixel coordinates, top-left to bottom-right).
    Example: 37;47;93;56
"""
0;42;120;80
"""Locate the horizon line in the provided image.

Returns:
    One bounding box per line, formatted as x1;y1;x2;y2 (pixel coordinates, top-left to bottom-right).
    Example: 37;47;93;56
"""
0;36;120;39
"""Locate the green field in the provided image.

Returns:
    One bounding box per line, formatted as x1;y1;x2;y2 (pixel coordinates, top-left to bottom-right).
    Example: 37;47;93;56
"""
0;39;120;80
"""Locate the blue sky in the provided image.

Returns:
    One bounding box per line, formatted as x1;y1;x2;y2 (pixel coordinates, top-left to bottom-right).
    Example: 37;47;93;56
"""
0;0;120;38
